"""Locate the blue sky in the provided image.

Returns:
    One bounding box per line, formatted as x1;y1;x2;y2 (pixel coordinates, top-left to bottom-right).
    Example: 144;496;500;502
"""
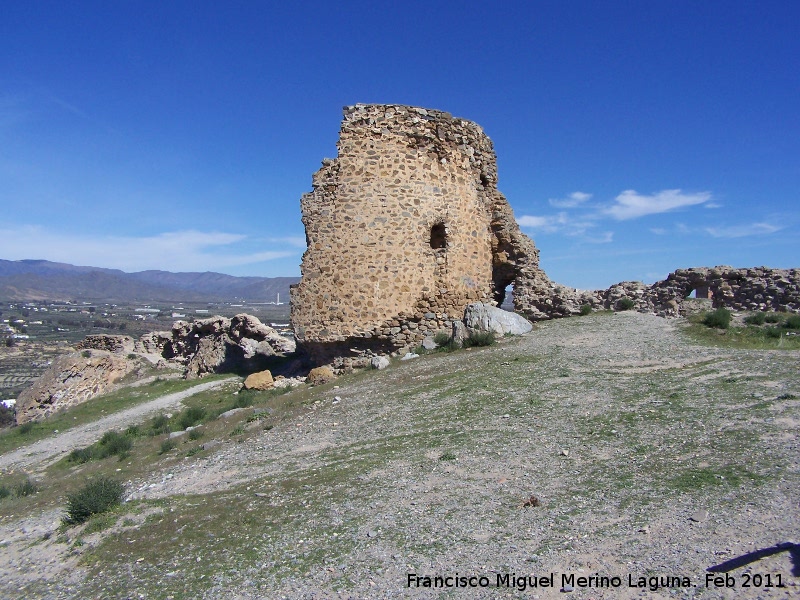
1;1;797;289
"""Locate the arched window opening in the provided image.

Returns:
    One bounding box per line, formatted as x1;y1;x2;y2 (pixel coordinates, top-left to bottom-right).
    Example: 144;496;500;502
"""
430;222;447;250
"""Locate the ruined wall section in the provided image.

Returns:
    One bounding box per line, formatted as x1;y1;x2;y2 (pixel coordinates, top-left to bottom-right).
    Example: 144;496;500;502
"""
292;104;519;360
603;266;800;316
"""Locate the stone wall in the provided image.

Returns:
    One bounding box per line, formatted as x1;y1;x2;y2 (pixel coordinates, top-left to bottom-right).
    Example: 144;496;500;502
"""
604;266;800;316
291;104;546;362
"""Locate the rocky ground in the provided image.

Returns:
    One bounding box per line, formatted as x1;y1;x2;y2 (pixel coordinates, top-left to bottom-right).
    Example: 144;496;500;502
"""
1;311;798;599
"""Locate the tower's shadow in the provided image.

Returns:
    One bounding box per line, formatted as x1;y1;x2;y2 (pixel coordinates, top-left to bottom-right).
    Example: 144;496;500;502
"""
708;542;800;577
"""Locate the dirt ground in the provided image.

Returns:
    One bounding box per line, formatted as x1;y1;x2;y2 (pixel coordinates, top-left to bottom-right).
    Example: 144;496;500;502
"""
1;311;798;599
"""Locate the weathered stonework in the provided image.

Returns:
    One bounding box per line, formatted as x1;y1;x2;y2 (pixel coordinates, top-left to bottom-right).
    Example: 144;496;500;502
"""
603;266;800;316
291;104;545;361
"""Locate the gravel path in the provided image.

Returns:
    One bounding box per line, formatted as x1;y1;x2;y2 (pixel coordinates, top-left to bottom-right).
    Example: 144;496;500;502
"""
0;377;237;472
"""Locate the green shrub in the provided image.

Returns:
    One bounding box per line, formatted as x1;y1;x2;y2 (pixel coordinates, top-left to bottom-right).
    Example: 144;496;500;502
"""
68;447;94;464
439;451;456;461
783;315;800;330
744;312;766;325
0;405;15;428
125;425;141;437
178;406;206;430
616;298;635;311
186;446;203;457
765;327;783;339
14;478;38;497
81;350;91;358
433;332;452;346
0;485;10;500
63;477;125;525
188;428;203;441
579;304;592;316
148;414;171;436
703;308;732;329
229;392;255;410
94;431;133;459
16;422;35;435
159;438;177;454
764;313;783;323
463;331;496;347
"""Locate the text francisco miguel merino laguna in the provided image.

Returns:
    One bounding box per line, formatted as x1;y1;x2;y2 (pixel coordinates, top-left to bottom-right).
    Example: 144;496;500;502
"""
406;571;780;592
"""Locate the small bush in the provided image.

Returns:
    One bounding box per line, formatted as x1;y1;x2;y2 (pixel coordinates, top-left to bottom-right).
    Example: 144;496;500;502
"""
126;353;138;360
0;485;11;499
148;414;171;436
178;406;206;430
94;431;133;459
439;451;456;461
63;477;125;525
0;405;15;428
159;438;177;454
14;478;38;497
464;331;496;347
186;446;203;457
433;332;452;346
744;312;766;325
188;428;203;441
230;425;245;437
783;315;800;330
764;327;783;339
81;350;91;358
229;392;255;410
579;304;592;316
68;447;94;464
764;313;783;323
703;308;732;329
616;297;636;311
125;425;141;437
17;422;35;435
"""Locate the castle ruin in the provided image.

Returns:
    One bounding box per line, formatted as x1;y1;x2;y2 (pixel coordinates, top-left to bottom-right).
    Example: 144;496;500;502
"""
290;104;555;362
290;104;799;364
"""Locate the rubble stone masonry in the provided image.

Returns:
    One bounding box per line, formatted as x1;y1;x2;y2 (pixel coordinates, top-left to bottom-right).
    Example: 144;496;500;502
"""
291;104;547;361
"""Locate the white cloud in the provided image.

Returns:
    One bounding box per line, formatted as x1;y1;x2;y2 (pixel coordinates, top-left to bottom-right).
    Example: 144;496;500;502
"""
585;231;613;244
604;189;712;220
0;226;298;273
705;223;783;238
517;215;557;229
549;191;593;208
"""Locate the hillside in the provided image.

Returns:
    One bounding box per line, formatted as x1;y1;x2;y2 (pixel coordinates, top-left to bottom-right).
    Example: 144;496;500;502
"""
0;312;797;598
0;260;299;302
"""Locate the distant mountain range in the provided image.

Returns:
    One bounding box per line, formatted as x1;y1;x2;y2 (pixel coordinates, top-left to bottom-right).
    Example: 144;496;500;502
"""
0;260;300;302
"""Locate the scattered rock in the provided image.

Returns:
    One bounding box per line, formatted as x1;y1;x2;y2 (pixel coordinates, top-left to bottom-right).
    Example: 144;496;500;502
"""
421;337;437;350
243;370;274;391
463;303;533;335
690;510;709;522
370;356;390;370
400;353;419;361
219;408;245;419
306;366;336;386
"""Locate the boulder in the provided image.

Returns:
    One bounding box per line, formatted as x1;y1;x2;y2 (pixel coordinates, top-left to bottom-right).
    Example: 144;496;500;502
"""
306;366;336;386
164;314;296;378
451;321;467;348
243;370;274;390
463;303;533;335
370;356;390;370
15;351;137;424
421;337;437;350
